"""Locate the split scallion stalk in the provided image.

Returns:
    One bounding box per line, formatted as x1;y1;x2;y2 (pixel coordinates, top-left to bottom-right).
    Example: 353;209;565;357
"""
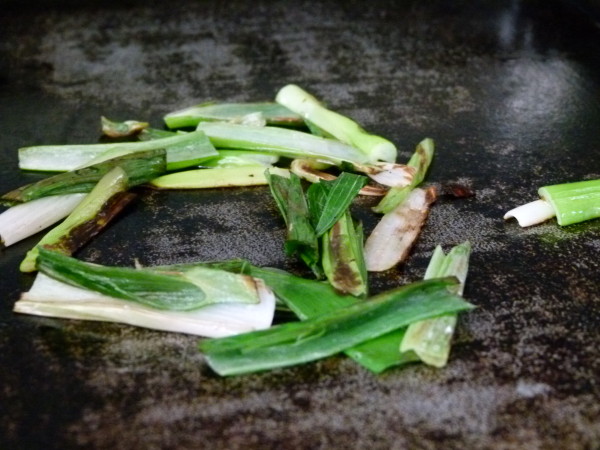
164;102;304;129
275;84;397;163
373;138;435;214
504;178;600;227
15;272;276;338
2;149;166;205
197;122;371;165
19;167;136;272
199;277;474;376
149;166;290;190
321;211;368;297
35;248;263;311
364;186;437;272
0;194;85;248
18;130;217;172
399;241;471;368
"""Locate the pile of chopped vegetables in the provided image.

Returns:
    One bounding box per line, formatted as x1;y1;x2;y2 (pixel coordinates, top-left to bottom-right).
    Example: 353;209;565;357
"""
1;84;597;376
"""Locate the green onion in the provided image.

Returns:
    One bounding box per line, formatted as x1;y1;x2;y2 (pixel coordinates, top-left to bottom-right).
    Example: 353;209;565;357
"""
101;116;149;138
373;138;435;214
364;187;437;272
0;194;85;247
199;277;474;376
321;211;368;297
164;102;304;129
2;149;166;204
19;166;135;272
18;130;217;172
266;171;321;275
149;167;290;189
504;178;600;226
15;272;276;337
35;248;263;311
275;84;397;163
197;122;371;165
306;172;367;237
200;150;279;168
399;241;471;367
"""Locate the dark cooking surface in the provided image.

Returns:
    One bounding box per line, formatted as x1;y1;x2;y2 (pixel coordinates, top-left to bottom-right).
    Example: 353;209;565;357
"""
1;1;599;448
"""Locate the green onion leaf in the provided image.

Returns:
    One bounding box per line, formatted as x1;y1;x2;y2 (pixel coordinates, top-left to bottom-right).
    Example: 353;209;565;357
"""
199;277;474;376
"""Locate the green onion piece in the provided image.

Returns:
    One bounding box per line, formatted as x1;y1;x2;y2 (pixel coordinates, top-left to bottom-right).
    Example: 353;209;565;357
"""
18;130;217;172
19;167;135;272
15;272;275;337
3;149;166;204
164;102;304;129
149;167;290;189
200;150;279;168
373;138;435;214
101;116;149;138
197;122;371;165
266;171;321;276
0;194;85;247
199;277;474;376
539;179;600;226
275;84;397;163
399;241;471;368
321;211;368;297
36;248;208;311
306;172;367;237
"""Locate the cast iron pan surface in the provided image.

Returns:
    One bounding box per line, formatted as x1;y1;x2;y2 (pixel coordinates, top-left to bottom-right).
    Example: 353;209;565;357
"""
1;1;599;448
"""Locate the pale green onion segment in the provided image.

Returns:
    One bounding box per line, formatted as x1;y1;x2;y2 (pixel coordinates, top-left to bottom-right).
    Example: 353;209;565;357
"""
18;130;218;172
0;194;85;248
150;167;290;189
164;102;304;129
15;273;276;338
504;178;600;227
275;84;397;163
197;122;371;165
400;241;471;368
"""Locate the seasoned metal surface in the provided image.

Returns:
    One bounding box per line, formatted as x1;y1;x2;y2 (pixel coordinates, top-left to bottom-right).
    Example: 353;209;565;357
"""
1;1;599;448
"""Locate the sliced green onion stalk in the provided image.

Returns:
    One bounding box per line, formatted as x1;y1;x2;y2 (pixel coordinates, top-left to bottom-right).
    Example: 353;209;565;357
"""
0;194;85;248
101;116;149;138
3;149;166;204
266;170;321;276
504;178;600;227
19;167;135;272
364;186;437;272
373;138;435;214
15;272;276;337
35;248;262;311
399;241;471;368
164;102;304;129
201;150;280;168
321;211;368;297
149;167;290;190
275;84;397;163
199;277;474;376
18;130;217;172
197;122;371;166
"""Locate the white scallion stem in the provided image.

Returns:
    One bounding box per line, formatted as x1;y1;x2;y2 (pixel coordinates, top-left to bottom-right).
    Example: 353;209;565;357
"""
503;199;556;227
0;194;85;247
